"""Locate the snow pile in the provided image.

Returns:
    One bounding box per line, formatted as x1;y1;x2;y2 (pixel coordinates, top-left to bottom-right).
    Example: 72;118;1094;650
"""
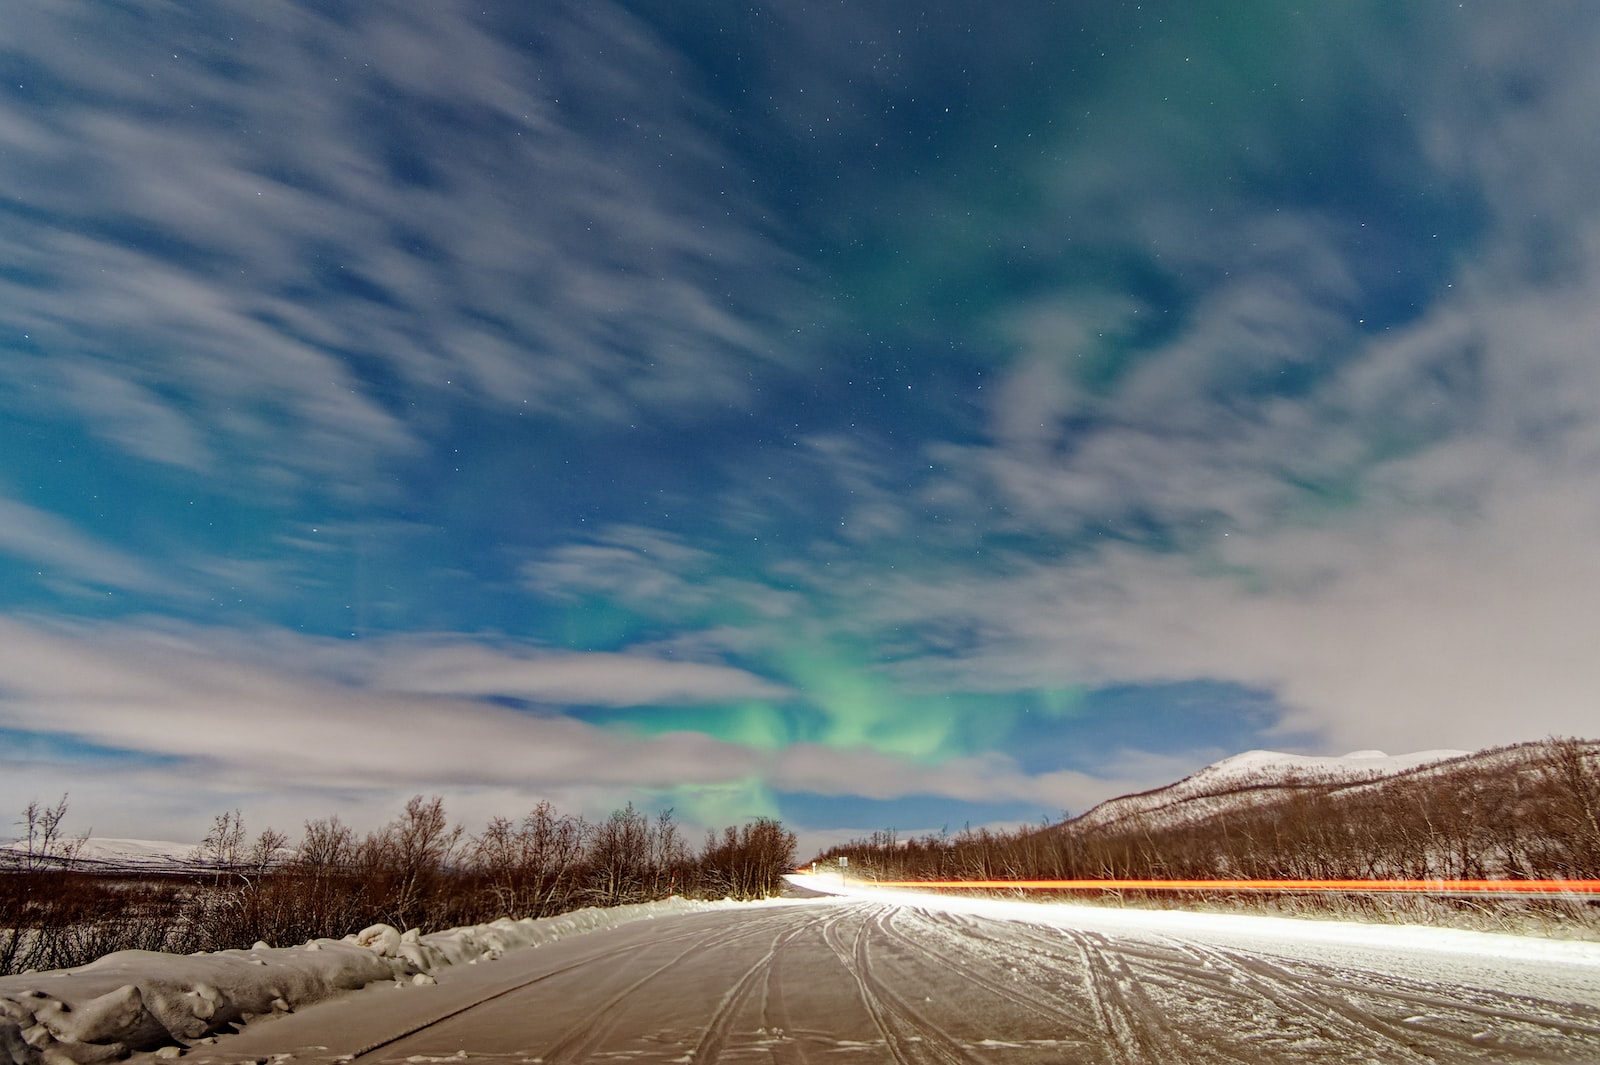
0;897;738;1064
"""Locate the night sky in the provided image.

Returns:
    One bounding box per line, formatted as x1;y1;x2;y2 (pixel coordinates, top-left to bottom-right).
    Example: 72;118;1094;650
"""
4;2;1599;853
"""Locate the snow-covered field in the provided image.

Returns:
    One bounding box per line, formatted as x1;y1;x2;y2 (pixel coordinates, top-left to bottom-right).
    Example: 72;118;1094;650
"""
6;880;1599;1063
0;838;209;873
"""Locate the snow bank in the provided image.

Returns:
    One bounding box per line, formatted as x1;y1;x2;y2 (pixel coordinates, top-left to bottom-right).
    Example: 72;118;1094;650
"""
0;897;741;1064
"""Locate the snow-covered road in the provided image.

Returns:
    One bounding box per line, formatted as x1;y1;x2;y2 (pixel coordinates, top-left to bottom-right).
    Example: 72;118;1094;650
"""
168;888;1600;1065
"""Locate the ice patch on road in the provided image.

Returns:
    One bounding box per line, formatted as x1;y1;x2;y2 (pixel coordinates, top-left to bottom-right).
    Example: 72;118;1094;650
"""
0;897;774;1064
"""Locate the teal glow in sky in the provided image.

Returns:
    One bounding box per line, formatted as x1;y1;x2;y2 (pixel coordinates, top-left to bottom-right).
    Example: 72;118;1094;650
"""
4;2;1600;851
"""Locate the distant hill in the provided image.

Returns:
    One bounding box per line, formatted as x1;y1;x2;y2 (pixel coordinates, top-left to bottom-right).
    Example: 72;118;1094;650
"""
1066;747;1471;835
816;737;1600;885
1047;737;1600;880
0;837;209;873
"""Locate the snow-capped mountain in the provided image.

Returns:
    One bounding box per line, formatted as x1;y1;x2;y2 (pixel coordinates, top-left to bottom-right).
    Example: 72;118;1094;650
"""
1186;747;1471;788
1068;747;1473;835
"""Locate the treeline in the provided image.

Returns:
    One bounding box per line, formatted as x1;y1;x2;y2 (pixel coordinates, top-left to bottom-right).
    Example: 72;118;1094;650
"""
817;737;1600;888
1;797;795;977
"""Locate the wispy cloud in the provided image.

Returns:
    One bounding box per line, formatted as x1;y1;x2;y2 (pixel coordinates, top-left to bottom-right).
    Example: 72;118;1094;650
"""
0;618;1136;838
7;2;1600;847
875;464;1600;756
770;744;1163;815
50;361;215;473
0;618;762;793
0;496;176;597
524;525;805;628
862;275;1600;752
369;641;793;706
0;0;803;500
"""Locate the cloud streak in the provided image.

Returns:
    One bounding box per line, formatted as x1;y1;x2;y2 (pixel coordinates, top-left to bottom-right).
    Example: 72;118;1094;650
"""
0;0;804;501
0;496;176;597
368;641;793;707
0;618;1123;838
0;618;763;796
6;2;1600;850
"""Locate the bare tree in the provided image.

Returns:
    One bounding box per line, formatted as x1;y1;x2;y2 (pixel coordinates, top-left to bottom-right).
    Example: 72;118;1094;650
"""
374;795;463;929
247;827;290;876
698;818;797;900
588;803;651;906
13;795;84;871
1536;737;1600;877
200;810;247;874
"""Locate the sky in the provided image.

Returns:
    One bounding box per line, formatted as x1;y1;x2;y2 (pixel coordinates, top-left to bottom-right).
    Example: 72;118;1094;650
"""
3;1;1600;856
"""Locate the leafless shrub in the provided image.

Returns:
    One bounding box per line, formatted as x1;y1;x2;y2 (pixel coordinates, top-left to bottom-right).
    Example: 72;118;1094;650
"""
4;795;800;975
696;818;797;900
1529;736;1600;878
468;801;588;918
5;795;86;873
816;738;1600;938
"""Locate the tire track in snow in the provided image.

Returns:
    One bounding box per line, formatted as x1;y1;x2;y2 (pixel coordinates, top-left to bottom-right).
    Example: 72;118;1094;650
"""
1270;960;1600;1040
342;926;742;1064
532;912;803;1065
914;909;1265;1064
816;907;922;1065
354;909;797;1065
1030;927;1318;1061
1179;942;1600;1061
234;899;1598;1065
1062;928;1203;1065
753;917;812;1065
1169;941;1442;1063
818;905;981;1065
878;908;1104;1039
923;908;1600;1063
686;908;834;1065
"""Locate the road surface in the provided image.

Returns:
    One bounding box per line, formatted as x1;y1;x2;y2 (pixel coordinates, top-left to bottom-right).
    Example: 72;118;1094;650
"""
174;892;1600;1064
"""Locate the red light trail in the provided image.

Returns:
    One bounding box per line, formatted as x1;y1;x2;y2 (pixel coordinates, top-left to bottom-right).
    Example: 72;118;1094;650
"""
797;874;1600;895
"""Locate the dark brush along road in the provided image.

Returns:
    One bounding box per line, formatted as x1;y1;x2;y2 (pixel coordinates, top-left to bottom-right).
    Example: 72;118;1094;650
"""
169;893;1600;1065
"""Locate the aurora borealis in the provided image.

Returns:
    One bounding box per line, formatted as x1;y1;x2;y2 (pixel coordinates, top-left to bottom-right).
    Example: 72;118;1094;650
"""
4;2;1600;852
